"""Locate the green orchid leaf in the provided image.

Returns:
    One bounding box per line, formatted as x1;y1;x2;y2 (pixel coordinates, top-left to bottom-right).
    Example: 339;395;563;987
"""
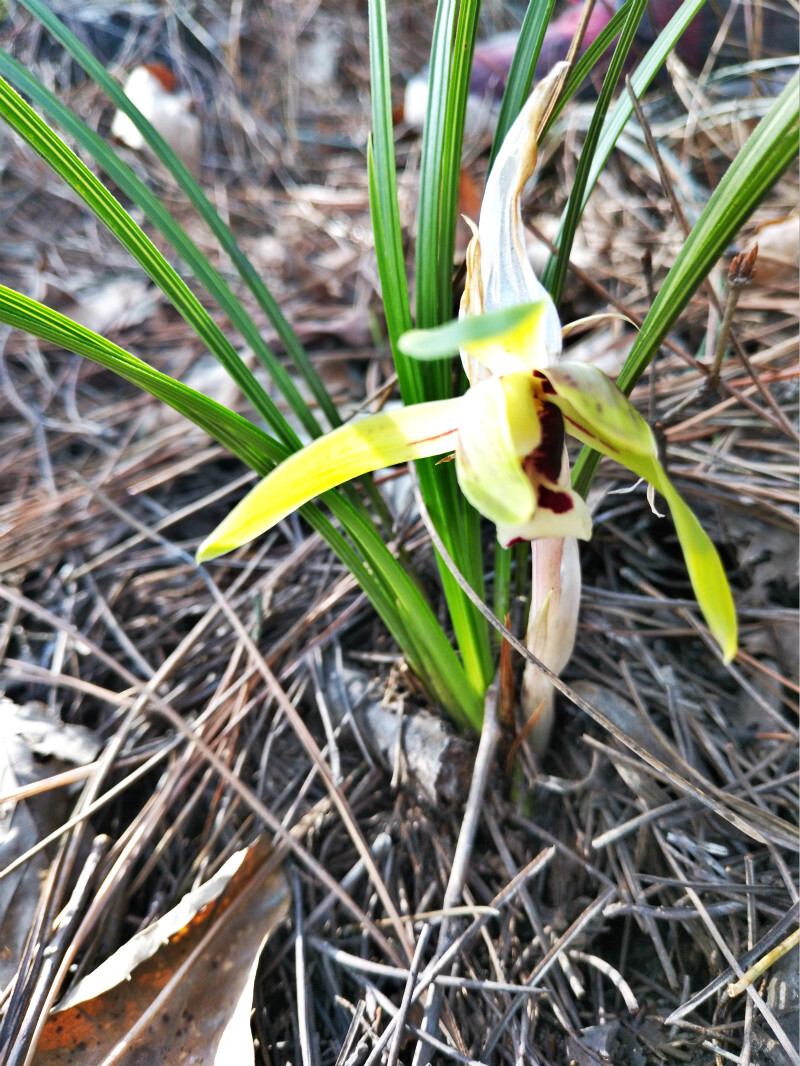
0;283;482;729
0;59;327;448
541;363;737;660
572;71;800;500
12;0;339;431
542;0;650;305
489;0;557;168
197;399;462;562
0;283;285;475
399;302;546;361
369;0;494;700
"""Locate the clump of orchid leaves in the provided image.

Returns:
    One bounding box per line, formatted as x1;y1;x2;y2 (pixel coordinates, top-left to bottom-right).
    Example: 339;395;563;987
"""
197;67;737;745
2;0;791;742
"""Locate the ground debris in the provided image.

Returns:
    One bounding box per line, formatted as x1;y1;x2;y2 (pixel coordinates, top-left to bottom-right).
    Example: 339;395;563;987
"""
0;2;797;1063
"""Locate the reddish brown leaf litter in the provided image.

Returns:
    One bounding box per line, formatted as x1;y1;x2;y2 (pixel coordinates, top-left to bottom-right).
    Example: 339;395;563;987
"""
0;2;797;1064
32;839;288;1066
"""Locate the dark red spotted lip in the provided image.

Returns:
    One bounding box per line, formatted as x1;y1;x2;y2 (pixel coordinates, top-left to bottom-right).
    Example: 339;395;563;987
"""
537;485;574;514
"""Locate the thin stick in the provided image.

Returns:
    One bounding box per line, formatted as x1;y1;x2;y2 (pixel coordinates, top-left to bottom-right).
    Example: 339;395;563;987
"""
728;928;800;999
411;680;501;1066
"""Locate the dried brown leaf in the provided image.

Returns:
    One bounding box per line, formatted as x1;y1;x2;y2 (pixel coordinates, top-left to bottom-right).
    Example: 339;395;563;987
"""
31;838;289;1066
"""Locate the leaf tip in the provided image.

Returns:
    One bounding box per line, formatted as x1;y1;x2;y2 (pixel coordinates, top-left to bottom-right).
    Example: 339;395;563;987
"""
195;538;226;565
720;627;738;665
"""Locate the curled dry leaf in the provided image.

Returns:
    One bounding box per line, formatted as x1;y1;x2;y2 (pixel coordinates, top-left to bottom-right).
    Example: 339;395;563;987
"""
111;63;201;170
0;739;52;993
743;215;799;285
31;837;289;1066
67;279;159;335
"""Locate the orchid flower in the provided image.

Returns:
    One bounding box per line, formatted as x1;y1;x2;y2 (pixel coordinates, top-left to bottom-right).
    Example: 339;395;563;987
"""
197;66;737;736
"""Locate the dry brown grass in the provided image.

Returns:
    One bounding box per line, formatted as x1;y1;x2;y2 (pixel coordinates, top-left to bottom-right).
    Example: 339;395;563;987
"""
1;3;797;1064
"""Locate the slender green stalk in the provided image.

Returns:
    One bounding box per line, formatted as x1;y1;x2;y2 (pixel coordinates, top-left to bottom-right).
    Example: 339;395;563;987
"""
369;0;494;702
492;541;512;635
542;0;650;305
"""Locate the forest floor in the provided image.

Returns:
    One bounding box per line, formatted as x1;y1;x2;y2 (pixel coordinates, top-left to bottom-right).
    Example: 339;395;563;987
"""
0;2;798;1064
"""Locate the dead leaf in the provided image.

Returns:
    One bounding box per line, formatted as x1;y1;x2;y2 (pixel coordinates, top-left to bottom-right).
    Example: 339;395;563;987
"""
31;837;289;1066
0;699;100;768
0;741;51;992
67;279;160;334
566;1021;621;1066
743;216;800;285
111;64;201;170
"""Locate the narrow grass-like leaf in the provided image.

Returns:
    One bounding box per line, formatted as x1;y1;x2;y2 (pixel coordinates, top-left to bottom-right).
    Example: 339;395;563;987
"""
415;0;459;337
367;139;412;348
489;0;557;169
10;0;484;726
369;0;494;702
541;0;650;305
338;500;484;729
0;64;304;447
556;0;634;111
366;0;413;351
572;72;800;496
16;0;340;432
525;0;708;303
0;283;481;728
0;284;286;476
574;0;706;216
539;0;706;296
617;72;799;396
436;0;481;324
411;0;494;697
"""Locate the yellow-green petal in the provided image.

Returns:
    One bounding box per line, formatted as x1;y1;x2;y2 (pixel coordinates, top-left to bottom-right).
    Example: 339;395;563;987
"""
196;399;462;562
539;362;657;464
461;302;551;377
455;374;539;526
399;302;545;371
650;468;738;664
539;362;737;661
